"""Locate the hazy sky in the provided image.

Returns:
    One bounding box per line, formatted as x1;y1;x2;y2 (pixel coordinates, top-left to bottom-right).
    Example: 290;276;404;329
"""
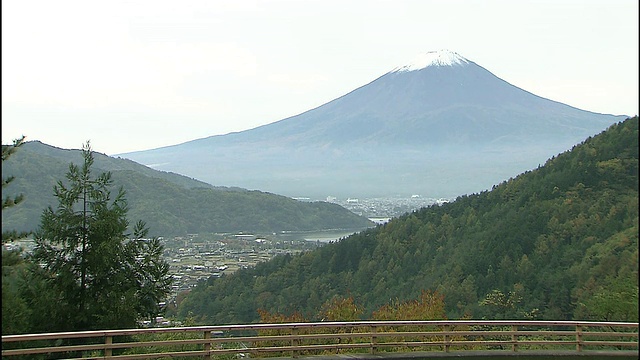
2;0;638;155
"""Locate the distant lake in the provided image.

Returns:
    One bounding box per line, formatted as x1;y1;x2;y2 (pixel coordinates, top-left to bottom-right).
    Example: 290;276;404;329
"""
277;217;390;243
277;229;364;243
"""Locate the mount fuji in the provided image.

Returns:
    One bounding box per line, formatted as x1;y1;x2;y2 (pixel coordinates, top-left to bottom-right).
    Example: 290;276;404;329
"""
118;50;627;199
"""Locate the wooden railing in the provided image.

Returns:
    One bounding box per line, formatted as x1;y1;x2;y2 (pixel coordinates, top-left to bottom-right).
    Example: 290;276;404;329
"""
2;320;638;359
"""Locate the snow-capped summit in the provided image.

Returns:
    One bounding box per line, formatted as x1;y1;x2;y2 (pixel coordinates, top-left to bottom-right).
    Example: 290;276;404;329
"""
391;49;469;72
121;49;624;199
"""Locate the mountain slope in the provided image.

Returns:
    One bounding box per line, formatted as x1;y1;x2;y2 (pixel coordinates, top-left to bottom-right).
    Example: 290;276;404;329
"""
119;50;627;199
1;142;373;237
21;141;219;189
176;117;638;323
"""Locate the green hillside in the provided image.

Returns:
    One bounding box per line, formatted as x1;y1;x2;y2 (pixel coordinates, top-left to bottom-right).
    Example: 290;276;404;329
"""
1;142;373;237
176;117;638;324
18;141;221;189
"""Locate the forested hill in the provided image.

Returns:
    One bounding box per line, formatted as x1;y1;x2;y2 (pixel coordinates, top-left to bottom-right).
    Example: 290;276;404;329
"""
1;142;373;237
177;117;638;324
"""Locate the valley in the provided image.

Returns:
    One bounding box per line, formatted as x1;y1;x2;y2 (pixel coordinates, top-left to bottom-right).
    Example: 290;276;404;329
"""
161;195;447;302
161;233;322;302
3;195;448;311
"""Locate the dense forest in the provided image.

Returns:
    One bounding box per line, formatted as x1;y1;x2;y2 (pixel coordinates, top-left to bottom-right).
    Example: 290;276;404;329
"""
176;117;638;324
1;142;373;237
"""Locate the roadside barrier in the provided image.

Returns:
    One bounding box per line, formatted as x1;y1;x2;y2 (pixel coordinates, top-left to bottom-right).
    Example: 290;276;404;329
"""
2;320;638;359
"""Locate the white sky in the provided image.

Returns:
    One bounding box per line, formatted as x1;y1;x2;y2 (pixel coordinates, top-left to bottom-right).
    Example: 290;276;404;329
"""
2;0;638;155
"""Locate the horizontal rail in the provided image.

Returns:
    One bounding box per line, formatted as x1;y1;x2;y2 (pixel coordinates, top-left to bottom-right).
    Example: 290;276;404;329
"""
2;320;638;359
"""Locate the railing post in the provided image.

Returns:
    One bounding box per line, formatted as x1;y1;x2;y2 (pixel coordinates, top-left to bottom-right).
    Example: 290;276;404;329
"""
576;325;583;352
291;327;299;358
370;325;377;354
203;331;211;360
105;336;112;358
511;325;518;352
443;324;450;353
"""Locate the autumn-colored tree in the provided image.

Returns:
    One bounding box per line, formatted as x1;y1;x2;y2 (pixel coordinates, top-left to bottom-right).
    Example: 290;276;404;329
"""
318;295;363;321
256;309;307;356
372;290;446;321
257;308;306;324
369;290;447;351
479;289;520;319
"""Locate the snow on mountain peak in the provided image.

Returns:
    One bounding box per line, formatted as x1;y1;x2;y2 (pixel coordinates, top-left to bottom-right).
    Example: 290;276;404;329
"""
391;50;469;72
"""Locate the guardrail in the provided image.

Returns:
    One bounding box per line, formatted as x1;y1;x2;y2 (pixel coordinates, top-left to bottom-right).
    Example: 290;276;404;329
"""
2;320;638;359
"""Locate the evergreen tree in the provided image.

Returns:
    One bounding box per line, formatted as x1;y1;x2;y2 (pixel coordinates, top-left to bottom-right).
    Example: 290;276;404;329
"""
2;136;29;242
2;136;31;334
28;142;172;331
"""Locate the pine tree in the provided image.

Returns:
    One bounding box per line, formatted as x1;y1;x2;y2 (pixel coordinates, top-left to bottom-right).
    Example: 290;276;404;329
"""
2;136;29;242
2;136;33;335
29;142;172;331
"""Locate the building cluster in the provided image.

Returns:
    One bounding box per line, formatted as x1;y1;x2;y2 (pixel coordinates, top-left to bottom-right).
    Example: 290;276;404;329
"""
326;195;451;218
162;234;320;300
